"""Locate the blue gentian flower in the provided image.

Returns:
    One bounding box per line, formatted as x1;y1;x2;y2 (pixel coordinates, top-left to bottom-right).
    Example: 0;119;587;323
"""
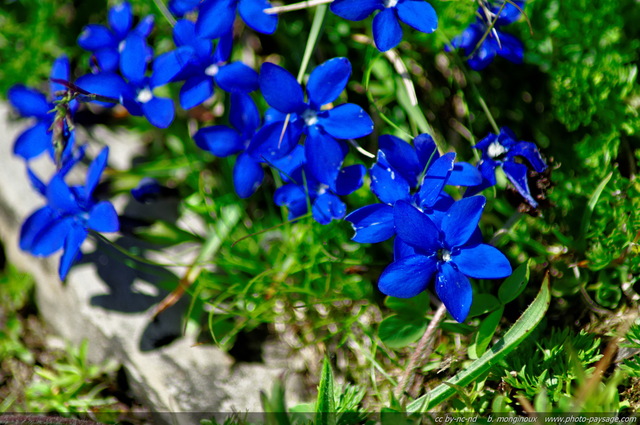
273;146;366;225
346;134;482;243
378;197;511;322
20;147;119;280
169;0;201;16
8;56;76;161
195;0;278;40
78;1;154;73
248;58;374;189
152;20;259;110
195;93;265;198
447;1;524;70
466;127;547;207
75;35;175;128
330;0;437;52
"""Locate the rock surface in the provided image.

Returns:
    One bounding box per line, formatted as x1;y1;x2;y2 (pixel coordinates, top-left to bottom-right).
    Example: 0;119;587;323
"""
0;103;303;423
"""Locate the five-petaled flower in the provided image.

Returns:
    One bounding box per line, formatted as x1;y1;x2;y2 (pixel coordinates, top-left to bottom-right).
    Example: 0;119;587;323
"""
378;197;511;322
446;0;525;70
466;127;547;207
20;147;120;280
330;0;438;52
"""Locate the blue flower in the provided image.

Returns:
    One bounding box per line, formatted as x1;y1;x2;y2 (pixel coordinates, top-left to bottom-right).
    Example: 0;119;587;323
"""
75;35;175;128
8;56;77;162
152;20;259;110
20;147;119;280
248;58;374;189
447;1;524;70
466;127;547;207
195;93;265;198
330;0;437;52
346;134;482;243
378;198;511;322
195;0;278;40
78;1;154;73
169;0;201;16
273;146;366;225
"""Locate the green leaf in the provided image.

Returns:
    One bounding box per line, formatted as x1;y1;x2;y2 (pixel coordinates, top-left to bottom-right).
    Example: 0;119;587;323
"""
498;259;531;304
384;292;430;317
467;293;501;318
468;306;504;359
262;379;291;425
315;357;336;425
407;274;551;412
378;315;428;349
579;171;613;251
132;220;201;246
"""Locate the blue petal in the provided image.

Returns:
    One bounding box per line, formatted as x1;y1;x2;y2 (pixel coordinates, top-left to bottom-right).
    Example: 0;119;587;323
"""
196;0;236;40
264;107;288;125
417;152;454;208
330;0;381;21
333;164;366;196
230;93;260;136
378;134;421;186
394;200;440;252
30;217;73;257
467;39;499;70
259;63;305;114
59;223;88;280
395;0;438;34
493;0;524;25
307;57;351;108
234;152;264;198
495;31;524;64
270;145;305;182
173;19;198;47
508;141;547;172
179;75;214;109
216;62;259;93
151;46;196;87
448;162;483;187
238;0;278;34
8;85;51;118
84;147;109;200
94;48;120;73
378;255;436;298
108;2;133;39
47;175;81;214
370;151;411;205
373;8;402;52
318;103;374;139
141;96;175;128
27;168;47;197
453;243;511;279
169;0;201;16
305;127;345;187
502;161;538;207
435;262;472;322
13;122;52;160
441;196;486;248
120;34;148;84
274;184;308;219
194;125;243;157
413;133;439;170
20;207;56;253
88;201;119;232
312;193;346;225
345;203;394;243
78;24;116;51
75;72;128;105
50;56;71;97
247;120;303;160
394;237;417;261
133;15;155;38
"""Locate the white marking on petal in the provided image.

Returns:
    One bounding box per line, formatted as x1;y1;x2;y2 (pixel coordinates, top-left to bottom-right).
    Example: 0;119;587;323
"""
136;88;153;104
204;64;219;77
487;141;507;159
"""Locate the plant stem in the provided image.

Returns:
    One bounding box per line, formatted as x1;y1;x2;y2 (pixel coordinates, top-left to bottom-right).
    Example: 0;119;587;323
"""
394;303;448;399
297;3;328;82
264;0;333;15
152;0;176;26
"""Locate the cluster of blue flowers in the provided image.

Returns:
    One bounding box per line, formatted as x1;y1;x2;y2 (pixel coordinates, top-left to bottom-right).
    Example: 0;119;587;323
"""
9;0;546;323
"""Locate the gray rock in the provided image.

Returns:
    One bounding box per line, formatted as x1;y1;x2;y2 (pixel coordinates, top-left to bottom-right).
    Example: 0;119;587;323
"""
0;103;303;423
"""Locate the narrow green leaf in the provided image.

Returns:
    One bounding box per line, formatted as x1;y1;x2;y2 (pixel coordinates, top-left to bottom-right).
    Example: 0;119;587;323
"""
384;292;430;318
132;220;201;246
498;259;531;304
378;315;428;349
315;357;337;425
467;293;501;318
579;171;613;250
471;306;504;359
407;275;551;412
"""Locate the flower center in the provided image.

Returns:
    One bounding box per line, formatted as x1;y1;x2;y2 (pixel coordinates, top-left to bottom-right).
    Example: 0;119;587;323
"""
316;184;329;195
437;248;452;262
204;64;219;77
136;88;153;104
384;0;398;7
487;141;507;159
302;108;318;126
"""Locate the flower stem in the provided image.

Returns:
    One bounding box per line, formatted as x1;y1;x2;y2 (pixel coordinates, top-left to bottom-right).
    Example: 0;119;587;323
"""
264;0;333;15
296;3;328;82
394;303;448;399
152;0;176;26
